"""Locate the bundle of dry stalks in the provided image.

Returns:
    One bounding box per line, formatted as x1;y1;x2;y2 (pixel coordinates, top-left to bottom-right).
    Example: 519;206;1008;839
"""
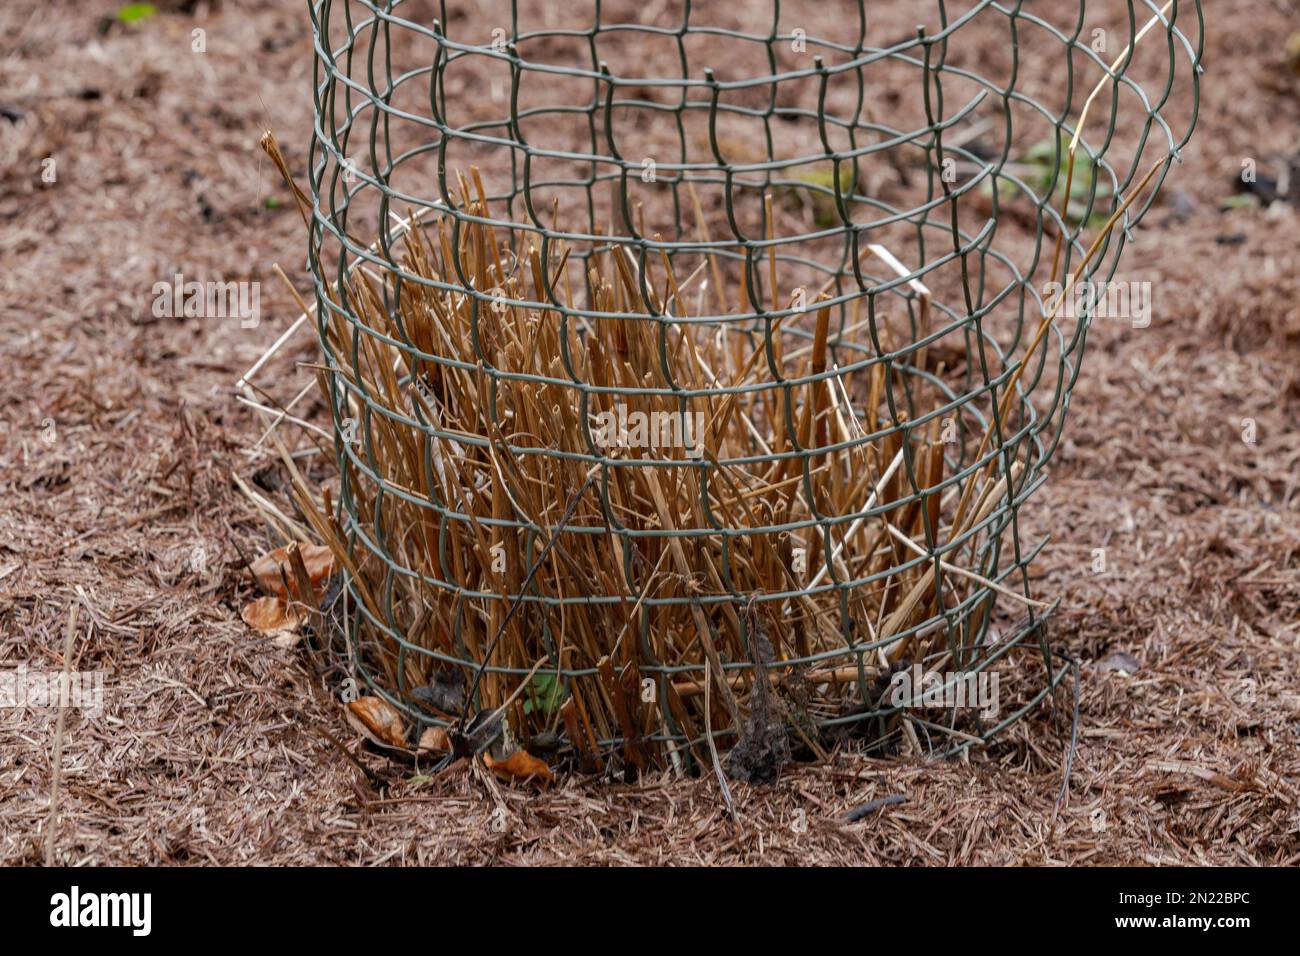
259;155;1062;776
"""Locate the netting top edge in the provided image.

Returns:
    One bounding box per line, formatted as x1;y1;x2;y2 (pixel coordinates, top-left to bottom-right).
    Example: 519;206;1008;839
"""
309;0;1204;95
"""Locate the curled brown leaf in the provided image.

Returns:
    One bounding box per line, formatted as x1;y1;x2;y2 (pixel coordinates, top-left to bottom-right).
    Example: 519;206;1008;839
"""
250;543;336;600
346;695;408;748
483;749;554;786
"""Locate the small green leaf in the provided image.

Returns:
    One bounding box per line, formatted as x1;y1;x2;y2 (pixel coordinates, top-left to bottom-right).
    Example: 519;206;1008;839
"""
117;4;157;23
1023;138;1061;167
523;673;567;716
793;165;854;227
794;165;852;191
1018;132;1110;227
264;196;283;210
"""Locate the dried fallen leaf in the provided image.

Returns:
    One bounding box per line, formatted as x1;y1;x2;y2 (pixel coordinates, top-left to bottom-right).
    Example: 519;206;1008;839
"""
240;595;303;634
250;543;336;600
483;749;554;785
417;726;451;754
346;695;408;748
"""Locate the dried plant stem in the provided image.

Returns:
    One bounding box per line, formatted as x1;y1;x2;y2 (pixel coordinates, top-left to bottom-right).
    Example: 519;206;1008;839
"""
44;600;79;867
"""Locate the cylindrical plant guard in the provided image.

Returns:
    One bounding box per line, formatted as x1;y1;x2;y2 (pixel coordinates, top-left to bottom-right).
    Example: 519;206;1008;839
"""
305;0;1202;772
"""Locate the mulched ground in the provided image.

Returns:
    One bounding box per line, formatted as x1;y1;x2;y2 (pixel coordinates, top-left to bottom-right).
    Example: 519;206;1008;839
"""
1;0;1297;865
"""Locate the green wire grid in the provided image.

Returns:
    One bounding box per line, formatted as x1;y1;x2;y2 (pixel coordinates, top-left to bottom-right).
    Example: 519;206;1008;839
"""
305;0;1203;761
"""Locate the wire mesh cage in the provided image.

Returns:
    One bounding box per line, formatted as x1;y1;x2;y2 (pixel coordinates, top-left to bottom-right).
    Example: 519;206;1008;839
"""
305;0;1203;772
